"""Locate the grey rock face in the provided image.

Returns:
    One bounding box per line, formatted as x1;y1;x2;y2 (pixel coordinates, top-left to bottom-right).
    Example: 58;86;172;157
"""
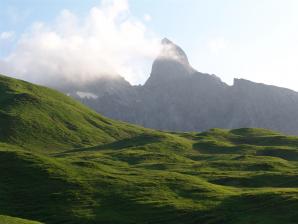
56;39;298;135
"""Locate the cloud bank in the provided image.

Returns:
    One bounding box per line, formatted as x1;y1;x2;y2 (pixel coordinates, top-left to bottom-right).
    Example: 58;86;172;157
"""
0;0;160;85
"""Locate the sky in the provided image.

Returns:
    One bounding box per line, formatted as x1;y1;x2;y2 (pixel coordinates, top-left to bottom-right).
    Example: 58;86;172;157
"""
1;0;298;90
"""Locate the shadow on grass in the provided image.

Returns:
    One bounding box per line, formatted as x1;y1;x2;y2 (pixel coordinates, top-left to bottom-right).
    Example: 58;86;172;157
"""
57;133;164;155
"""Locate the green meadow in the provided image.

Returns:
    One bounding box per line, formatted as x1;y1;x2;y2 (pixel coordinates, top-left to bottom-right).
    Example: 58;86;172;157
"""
1;75;298;224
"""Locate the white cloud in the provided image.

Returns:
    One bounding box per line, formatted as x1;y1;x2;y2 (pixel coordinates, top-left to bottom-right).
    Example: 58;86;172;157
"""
0;31;14;41
0;0;160;85
143;14;152;22
158;40;188;65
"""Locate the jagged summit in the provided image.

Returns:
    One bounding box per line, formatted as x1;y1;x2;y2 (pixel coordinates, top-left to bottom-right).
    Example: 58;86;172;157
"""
158;38;190;65
145;38;194;86
161;37;172;45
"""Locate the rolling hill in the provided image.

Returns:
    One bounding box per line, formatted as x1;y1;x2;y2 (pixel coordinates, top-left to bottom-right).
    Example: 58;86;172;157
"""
0;74;147;149
0;215;42;224
1;74;298;224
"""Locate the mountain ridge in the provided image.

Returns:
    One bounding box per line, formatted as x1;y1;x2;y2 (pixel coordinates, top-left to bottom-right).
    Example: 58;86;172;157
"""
61;38;298;134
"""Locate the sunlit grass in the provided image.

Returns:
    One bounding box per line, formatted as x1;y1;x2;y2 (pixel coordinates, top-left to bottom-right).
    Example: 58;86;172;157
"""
1;74;298;223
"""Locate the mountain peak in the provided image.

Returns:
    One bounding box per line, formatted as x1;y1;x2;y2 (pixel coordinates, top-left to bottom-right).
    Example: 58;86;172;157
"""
161;37;172;45
145;38;194;86
158;38;189;65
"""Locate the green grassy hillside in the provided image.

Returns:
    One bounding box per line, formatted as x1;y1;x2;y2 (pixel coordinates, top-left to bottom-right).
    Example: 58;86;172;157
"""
1;75;298;224
0;75;146;150
0;215;42;224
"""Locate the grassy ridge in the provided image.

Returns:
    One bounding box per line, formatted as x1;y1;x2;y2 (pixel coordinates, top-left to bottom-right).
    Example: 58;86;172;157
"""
0;74;147;149
0;75;298;223
0;215;42;224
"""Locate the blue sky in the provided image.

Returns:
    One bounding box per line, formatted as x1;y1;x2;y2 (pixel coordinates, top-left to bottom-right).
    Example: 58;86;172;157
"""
1;0;298;89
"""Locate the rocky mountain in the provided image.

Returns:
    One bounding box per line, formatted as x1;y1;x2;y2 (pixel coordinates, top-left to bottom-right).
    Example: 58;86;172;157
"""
59;38;298;134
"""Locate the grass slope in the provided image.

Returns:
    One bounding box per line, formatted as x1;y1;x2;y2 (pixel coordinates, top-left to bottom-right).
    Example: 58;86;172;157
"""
1;75;298;223
0;215;42;224
0;75;147;150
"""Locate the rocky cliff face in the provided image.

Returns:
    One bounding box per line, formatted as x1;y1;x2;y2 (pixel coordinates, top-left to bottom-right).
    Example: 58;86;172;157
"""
227;79;298;133
56;39;298;134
